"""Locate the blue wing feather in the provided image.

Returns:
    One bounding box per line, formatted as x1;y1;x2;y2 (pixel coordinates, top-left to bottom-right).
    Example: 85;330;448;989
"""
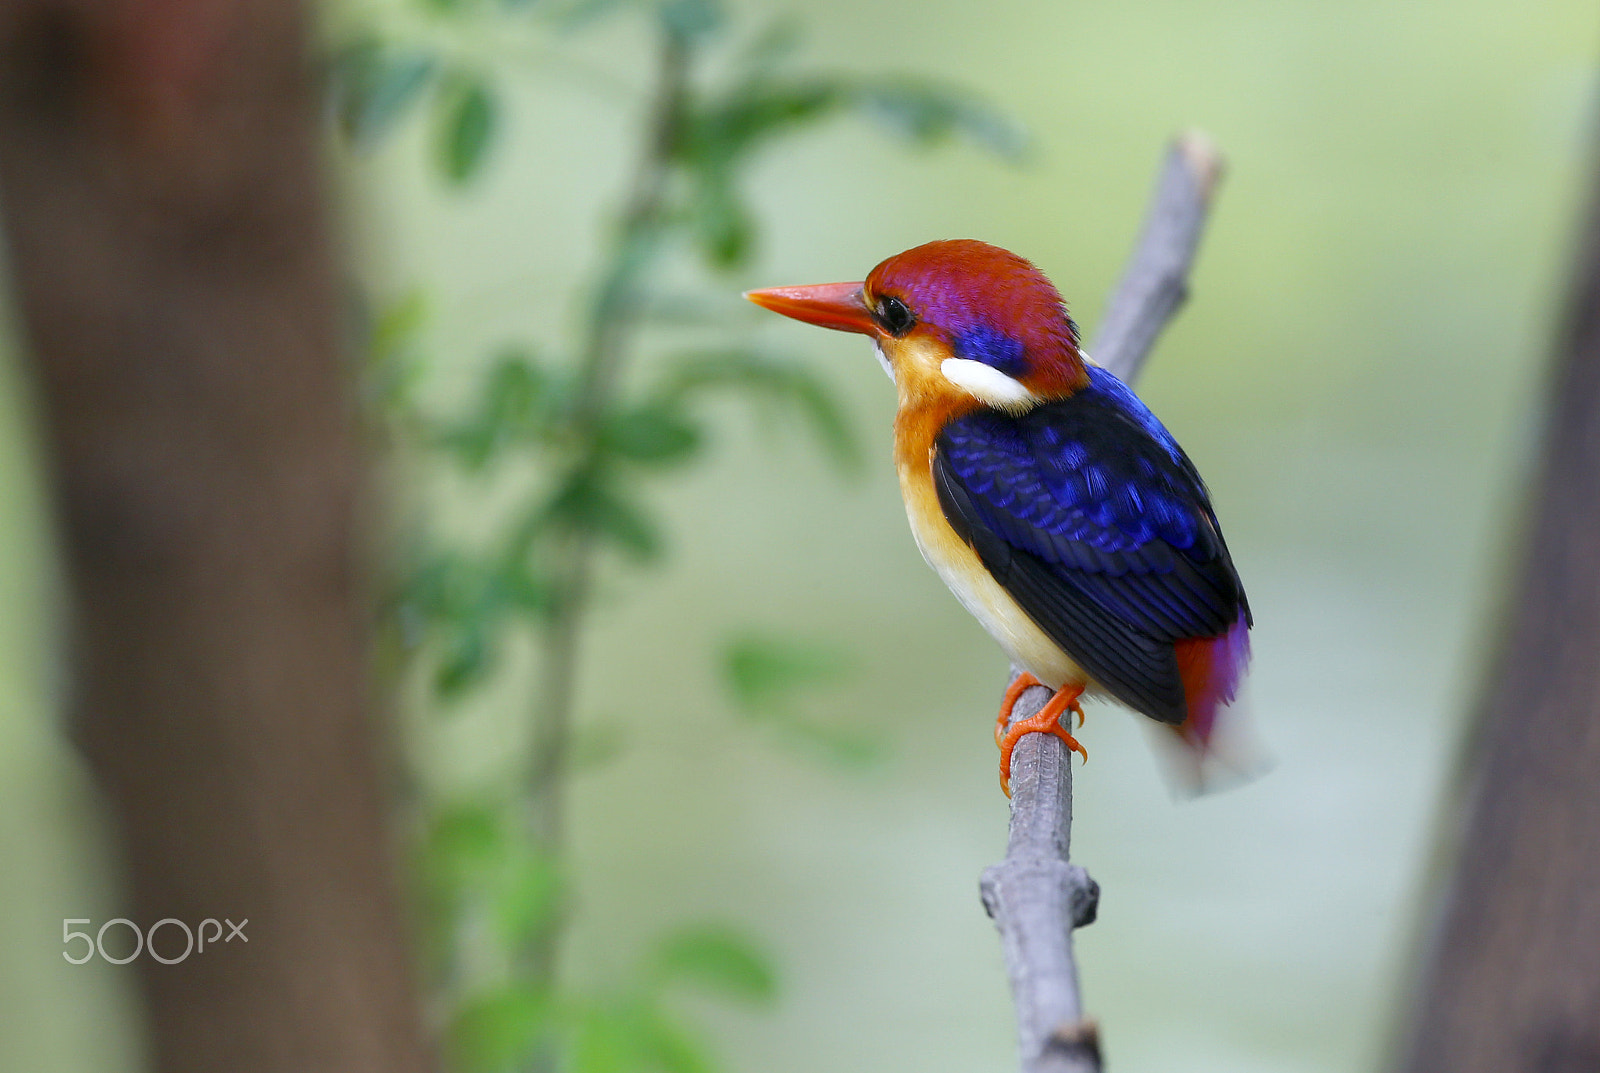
933;367;1249;724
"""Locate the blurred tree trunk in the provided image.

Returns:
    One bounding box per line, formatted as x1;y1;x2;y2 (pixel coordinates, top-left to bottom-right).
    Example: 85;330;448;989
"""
1393;120;1600;1072
0;2;431;1072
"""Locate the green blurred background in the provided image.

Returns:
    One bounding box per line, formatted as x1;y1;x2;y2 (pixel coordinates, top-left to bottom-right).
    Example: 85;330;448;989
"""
3;0;1599;1070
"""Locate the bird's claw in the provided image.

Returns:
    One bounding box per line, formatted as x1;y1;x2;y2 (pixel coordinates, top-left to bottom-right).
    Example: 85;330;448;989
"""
995;672;1044;746
998;684;1087;797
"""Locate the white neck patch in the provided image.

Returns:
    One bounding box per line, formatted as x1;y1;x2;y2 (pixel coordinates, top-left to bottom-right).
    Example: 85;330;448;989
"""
871;340;896;383
940;358;1039;411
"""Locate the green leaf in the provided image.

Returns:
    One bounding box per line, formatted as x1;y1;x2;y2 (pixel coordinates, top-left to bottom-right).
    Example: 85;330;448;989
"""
451;985;554;1073
686;170;753;268
397;548;490;635
396;543;547;643
496;851;565;949
492;558;551;616
393;551;455;638
681;80;843;168
333;38;437;148
565;997;718;1073
570;999;644;1073
850;78;1028;161
437;350;557;470
721;634;852;716
662;349;860;472
483;351;547;420
653;924;777;1004
720;634;880;769
637;1010;716;1073
361;291;429;417
438;77;498;184
369;291;428;365
436;624;493;698
437;426;497;473
599;402;702;467
675;72;840;279
547;470;661;559
397;544;551;696
755;360;856;471
431;804;502;860
420;801;506;900
588;487;661;559
415;802;498;964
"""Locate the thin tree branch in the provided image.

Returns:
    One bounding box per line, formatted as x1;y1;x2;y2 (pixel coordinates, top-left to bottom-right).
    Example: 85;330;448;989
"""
979;132;1225;1073
1092;131;1225;384
524;24;691;991
981;680;1103;1073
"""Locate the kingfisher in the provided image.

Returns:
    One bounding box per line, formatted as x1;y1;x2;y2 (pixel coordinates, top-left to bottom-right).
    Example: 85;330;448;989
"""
746;239;1251;795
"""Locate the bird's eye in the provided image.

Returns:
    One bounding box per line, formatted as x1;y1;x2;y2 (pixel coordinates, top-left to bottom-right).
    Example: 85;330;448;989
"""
874;295;916;337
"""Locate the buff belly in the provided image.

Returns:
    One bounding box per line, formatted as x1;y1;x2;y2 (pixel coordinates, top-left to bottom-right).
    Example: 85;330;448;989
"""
897;457;1088;693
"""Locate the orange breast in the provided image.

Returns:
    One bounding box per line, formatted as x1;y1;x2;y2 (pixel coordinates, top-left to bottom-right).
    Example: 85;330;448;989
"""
893;404;1089;693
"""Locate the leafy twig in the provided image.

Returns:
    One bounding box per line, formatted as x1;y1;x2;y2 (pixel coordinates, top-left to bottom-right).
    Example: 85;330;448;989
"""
978;132;1225;1073
341;4;1031;1067
524;23;693;988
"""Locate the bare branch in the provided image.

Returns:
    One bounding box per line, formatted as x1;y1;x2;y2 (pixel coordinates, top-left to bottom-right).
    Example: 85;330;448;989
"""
980;132;1225;1073
981;678;1103;1073
1094;131;1225;381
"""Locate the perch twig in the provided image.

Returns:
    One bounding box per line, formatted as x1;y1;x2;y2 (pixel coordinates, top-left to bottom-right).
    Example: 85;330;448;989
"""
979;132;1225;1073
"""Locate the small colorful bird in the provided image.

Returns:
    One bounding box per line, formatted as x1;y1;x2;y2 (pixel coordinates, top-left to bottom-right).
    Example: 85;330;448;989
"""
746;240;1250;795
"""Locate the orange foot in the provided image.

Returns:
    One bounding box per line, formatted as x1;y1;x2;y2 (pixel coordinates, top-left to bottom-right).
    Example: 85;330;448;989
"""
998;683;1087;798
995;673;1043;746
995;674;1087;745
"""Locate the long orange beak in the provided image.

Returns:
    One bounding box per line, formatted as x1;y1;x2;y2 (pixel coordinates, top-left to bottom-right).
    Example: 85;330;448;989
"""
744;282;875;335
